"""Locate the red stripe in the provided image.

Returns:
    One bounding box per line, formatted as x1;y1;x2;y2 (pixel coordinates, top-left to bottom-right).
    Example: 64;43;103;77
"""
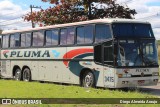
63;48;93;67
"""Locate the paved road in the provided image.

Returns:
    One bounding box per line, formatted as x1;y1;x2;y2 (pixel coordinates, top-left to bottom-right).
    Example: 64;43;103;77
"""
139;81;160;97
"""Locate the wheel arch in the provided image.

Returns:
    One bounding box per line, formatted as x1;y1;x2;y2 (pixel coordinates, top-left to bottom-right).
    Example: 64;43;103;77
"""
79;68;95;86
12;65;21;77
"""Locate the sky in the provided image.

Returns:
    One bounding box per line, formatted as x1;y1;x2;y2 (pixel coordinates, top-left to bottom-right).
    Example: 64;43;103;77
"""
0;0;160;39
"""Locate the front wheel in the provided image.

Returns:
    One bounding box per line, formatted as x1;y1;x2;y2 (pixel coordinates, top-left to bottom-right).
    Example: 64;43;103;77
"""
14;68;22;81
23;68;31;82
82;71;95;88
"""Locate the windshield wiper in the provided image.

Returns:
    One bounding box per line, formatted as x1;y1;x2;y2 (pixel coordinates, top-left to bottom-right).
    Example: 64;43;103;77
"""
143;55;158;66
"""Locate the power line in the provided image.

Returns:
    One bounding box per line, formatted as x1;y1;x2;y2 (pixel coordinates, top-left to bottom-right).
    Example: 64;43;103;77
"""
0;21;31;27
0;11;30;18
153;26;160;29
137;13;159;20
0;16;24;23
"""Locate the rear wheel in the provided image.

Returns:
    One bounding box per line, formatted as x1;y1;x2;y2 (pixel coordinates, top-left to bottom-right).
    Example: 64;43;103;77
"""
23;68;31;82
82;71;95;88
14;68;21;81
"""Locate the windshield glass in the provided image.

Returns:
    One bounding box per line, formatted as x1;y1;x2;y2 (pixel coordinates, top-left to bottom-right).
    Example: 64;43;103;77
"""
116;39;158;67
112;23;154;37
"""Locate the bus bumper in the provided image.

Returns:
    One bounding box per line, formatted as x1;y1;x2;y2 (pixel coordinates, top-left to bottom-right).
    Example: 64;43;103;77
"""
114;76;159;88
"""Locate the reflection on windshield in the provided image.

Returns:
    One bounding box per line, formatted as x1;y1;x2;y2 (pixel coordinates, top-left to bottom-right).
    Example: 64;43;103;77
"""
117;40;158;67
112;23;154;38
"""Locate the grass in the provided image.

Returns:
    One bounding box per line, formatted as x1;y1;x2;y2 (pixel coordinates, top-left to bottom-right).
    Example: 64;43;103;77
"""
0;80;156;98
0;80;159;107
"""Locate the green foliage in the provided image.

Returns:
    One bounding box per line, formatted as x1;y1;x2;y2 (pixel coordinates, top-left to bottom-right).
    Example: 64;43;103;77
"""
24;0;137;26
157;40;160;45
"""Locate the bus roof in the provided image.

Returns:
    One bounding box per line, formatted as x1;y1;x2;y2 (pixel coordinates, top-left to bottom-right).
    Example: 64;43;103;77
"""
2;18;150;35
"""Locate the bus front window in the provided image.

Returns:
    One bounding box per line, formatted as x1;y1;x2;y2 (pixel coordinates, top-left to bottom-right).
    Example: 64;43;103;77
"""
117;40;158;67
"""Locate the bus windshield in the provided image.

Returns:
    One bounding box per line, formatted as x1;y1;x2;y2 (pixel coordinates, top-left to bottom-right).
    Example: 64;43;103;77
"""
112;23;154;37
117;39;158;67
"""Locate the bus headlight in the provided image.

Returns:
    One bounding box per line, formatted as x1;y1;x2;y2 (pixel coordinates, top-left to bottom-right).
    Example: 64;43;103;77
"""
118;74;131;78
152;72;159;76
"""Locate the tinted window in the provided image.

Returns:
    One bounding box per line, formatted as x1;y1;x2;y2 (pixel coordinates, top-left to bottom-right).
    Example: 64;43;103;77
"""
21;33;26;47
95;24;112;43
112;23;154;37
15;34;20;47
77;27;84;44
104;47;113;65
32;31;44;46
60;29;67;45
10;33;20;48
60;28;75;45
85;25;94;43
21;33;31;47
67;28;74;45
77;25;94;44
10;34;15;47
46;30;52;45
104;42;114;66
46;29;59;46
2;35;9;48
94;45;102;63
26;33;31;47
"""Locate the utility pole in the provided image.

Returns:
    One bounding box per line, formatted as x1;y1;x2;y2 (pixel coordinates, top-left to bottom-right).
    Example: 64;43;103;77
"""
30;5;41;28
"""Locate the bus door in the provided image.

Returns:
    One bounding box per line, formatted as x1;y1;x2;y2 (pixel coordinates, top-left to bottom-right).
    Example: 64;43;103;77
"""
103;42;115;88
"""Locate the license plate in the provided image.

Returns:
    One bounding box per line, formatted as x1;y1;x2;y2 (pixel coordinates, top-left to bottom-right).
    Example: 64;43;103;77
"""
138;80;145;85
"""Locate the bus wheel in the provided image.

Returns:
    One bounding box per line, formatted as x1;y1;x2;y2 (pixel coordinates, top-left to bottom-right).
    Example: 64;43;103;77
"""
82;71;95;88
14;68;22;81
23;68;31;82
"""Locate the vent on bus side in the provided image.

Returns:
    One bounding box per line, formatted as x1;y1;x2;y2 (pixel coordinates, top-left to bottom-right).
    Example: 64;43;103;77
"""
1;61;6;74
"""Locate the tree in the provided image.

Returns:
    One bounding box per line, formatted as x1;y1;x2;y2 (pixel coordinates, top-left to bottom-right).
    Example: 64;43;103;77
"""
23;0;136;26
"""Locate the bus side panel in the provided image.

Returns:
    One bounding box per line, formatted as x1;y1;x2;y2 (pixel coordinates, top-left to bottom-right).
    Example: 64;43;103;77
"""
1;60;11;78
103;67;115;88
66;46;94;85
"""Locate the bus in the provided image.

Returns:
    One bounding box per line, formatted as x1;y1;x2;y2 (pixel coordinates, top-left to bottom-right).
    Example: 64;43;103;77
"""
0;19;159;88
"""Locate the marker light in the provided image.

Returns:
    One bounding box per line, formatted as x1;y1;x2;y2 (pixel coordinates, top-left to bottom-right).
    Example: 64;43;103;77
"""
152;72;159;76
118;74;123;78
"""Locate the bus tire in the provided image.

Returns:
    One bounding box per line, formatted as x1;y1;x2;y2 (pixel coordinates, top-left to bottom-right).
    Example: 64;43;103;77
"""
14;68;22;81
22;68;31;82
82;71;95;88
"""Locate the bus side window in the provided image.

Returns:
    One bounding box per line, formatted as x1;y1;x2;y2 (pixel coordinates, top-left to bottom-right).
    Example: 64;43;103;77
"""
32;31;44;46
60;29;67;45
10;33;20;48
21;33;26;47
77;25;94;44
26;33;31;47
2;35;9;48
77;26;84;44
67;27;74;45
15;33;20;47
95;24;112;43
10;34;15;48
21;33;31;47
46;29;59;46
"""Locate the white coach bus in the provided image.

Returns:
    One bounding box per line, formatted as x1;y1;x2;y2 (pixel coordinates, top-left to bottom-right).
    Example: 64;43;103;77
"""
0;19;159;88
